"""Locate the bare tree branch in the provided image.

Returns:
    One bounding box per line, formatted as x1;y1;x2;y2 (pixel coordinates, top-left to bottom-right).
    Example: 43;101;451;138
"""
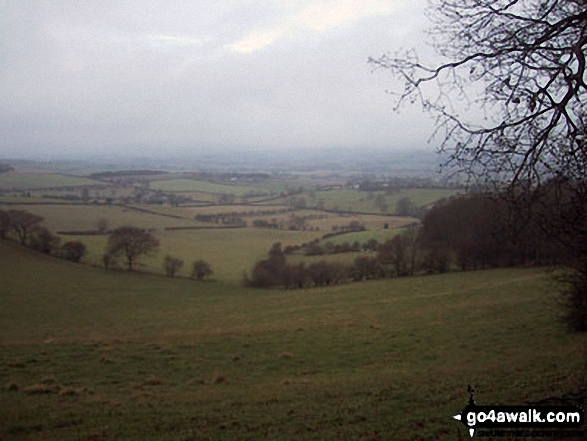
370;0;587;187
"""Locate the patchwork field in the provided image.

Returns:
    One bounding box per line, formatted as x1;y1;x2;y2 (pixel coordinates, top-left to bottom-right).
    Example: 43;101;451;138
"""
149;179;258;196
0;172;102;190
3;169;580;439
0;204;204;232
1;241;584;440
297;188;461;213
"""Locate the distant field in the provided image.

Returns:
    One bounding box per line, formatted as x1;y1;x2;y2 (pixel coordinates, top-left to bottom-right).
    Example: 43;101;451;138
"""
176;204;292;217
77;228;321;283
247;210;416;232
308;188;461;213
150;179;257;196
1;198;414;284
2;203;204;232
0;172;102;190
1;240;583;440
0;197;85;204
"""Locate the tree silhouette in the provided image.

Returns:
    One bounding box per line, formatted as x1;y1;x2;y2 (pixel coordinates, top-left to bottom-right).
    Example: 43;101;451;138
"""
370;0;586;187
371;0;587;329
105;226;159;271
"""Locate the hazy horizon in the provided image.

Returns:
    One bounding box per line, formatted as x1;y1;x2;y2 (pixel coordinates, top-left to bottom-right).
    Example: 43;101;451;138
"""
0;0;436;158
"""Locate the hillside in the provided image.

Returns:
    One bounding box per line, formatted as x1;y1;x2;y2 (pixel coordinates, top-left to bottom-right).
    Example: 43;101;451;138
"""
1;241;585;440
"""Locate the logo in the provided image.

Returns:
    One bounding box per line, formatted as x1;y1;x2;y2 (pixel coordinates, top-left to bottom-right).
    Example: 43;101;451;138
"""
452;385;584;438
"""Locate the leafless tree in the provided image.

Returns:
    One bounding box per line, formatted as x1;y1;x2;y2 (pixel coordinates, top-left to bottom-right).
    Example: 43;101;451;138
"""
7;210;44;245
370;0;586;187
105;226;159;271
164;254;184;277
371;0;587;329
61;240;87;263
28;226;61;254
191;259;213;281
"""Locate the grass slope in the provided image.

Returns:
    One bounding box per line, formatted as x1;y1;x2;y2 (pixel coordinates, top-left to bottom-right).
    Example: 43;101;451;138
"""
1;241;585;440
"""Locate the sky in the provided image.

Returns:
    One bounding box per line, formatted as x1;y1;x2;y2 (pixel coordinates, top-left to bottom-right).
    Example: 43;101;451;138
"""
0;0;434;159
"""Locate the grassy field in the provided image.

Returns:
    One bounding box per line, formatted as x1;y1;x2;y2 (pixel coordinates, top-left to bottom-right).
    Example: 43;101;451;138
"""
169;204;292;217
66;228;320;284
1;240;585;440
306;188;461;213
1;204;205;232
1;200;413;283
245;210;415;232
150;179;257;196
0;172;102;190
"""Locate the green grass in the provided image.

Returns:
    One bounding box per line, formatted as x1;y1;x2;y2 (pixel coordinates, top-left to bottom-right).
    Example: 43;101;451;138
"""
149;179;257;196
3;203;205;232
0;172;101;190
75;228;321;284
309;188;461;213
1;240;585;440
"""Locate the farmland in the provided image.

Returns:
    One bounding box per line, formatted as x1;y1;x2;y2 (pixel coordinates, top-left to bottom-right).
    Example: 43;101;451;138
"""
149;179;257;196
0;171;102;190
1;240;585;440
0;170;441;282
1;167;582;440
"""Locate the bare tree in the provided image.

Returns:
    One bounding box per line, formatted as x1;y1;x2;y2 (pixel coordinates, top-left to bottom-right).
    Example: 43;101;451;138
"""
164;254;184;277
28;226;61;254
378;234;410;277
371;0;587;328
7;210;44;245
370;0;586;187
61;240;87;262
105;226;159;271
191;259;213;280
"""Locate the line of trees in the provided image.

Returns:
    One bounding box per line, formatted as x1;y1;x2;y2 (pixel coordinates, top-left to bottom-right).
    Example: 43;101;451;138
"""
0;209;87;262
0;211;214;280
102;225;213;280
245;190;571;289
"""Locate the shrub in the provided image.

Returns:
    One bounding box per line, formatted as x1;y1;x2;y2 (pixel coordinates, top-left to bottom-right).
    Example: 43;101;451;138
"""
164;254;184;277
191;259;213;280
61;240;87;262
28;226;61;254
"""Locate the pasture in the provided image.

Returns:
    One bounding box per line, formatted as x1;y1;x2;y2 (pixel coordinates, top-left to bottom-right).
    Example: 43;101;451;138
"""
1;204;204;232
149;179;257;196
61;228;321;283
0;172;101;190
1;240;585;440
302;188;461;213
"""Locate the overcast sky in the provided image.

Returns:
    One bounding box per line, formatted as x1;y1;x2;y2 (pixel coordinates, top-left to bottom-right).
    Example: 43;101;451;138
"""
0;0;434;159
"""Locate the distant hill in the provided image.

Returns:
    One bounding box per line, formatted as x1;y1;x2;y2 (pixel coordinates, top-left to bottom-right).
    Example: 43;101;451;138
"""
0;163;14;173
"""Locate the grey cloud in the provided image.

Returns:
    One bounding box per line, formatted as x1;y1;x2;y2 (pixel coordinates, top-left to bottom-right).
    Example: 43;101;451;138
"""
0;0;434;158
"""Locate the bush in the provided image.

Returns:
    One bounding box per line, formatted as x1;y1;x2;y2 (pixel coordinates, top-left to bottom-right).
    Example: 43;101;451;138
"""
164;254;184;277
191;259;213;280
28;227;61;254
61;240;87;262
